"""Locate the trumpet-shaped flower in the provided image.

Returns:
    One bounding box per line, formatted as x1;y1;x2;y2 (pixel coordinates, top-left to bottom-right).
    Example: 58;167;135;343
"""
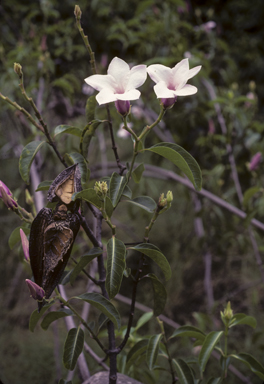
147;58;201;108
84;57;147;115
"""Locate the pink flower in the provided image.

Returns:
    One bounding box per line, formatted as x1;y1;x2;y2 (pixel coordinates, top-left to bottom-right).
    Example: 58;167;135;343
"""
25;280;45;301
0;181;12;197
147;58;201;108
0;185;17;210
249;152;262;171
20;229;30;262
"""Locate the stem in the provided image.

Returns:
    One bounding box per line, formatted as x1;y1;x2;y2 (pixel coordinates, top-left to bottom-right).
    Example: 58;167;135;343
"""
107;107;126;175
157;318;176;384
138;106;165;142
223;326;228;379
55;288;107;353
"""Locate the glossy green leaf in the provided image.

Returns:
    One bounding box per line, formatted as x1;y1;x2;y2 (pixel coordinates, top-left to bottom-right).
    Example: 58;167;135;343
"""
144;142;202;191
172;358;195;384
122;185;132;199
135;312;153;331
106;237;126;299
73;292;121;329
132;163;145;183
19;141;47;184
63;327;84;370
65;152;90;189
145;274;167;316
54;125;82;137
109;172;127;207
105;196;114;218
170;325;206;341
229;313;257;328
123;196;156;213
29;300;55;332
41;308;73;330
126;339;149;369
72;189;102;209
128;243;171;281
198;331;224;372
230;353;264;380
70;248;103;285
146;333;163;370
35;180;53;191
9;225;30;250
86;95;96;123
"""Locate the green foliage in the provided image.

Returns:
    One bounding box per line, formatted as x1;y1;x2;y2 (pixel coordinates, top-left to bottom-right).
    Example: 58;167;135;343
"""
63;327;84;370
106;237;126;299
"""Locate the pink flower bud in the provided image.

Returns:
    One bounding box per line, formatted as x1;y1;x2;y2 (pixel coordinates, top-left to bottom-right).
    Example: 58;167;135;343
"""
249;152;262;171
115;100;130;116
161;97;177;109
0;181;12;197
20;229;30;262
25;279;45;301
0;186;18;209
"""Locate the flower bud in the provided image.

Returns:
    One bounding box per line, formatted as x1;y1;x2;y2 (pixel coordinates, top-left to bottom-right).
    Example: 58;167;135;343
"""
14;62;23;77
25;279;45;301
166;191;173;204
115;100;131;116
222;301;233;321
0;186;18;210
74;5;82;19
249;152;262;171
161;97;177;110
94;181;108;198
0;181;12;197
20;229;30;262
158;193;167;209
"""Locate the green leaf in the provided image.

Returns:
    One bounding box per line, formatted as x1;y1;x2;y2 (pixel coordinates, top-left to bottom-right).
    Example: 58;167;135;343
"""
230;353;264;380
145;274;167;316
86;95;97;123
229;313;257;328
60;269;73;285
243;186;262;208
109;172;127;207
170;325;206;341
72;189;102;209
172;358;195;384
122;185;132;199
135;312;153;331
73;292;121;329
35;180;53;192
123;196;156;213
63;327;84;370
29;301;55;332
82;120;104;158
41;308;73;330
70;248;103;285
132;163;145;183
198;331;224;372
64;152;90;189
143;142;202;191
9;225;30;250
106;237;126;299
19;141;47;184
206;378;222;384
126;339;149;369
105;196;114;218
54;125;82;137
128;243;171;281
146;333;163;370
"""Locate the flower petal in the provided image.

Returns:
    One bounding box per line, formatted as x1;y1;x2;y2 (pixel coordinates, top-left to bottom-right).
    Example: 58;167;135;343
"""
116;89;141;101
96;88;117;104
126;65;147;91
187;65;202;80
147;64;172;85
153;82;175;98
84;74;116;92
107;57;130;79
174;84;198;96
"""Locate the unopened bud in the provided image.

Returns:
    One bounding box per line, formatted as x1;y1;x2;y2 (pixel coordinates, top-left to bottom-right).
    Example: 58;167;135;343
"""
115;100;131;116
249;152;262;171
222;301;233;321
0;180;12;197
20;229;30;262
14;62;23;77
25;279;45;301
166;191;173;204
161;97;177;110
0;186;18;210
94;181;108;198
74;5;82;19
158;193;167;209
25;189;34;205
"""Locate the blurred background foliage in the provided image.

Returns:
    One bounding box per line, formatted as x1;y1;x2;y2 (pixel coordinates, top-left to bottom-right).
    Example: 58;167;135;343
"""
1;0;264;383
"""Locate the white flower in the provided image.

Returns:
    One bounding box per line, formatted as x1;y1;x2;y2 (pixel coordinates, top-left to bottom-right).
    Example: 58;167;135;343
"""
84;57;147;105
147;58;201;99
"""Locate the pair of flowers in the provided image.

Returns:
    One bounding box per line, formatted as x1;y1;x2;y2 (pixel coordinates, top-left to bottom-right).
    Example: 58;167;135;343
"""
85;57;202;114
